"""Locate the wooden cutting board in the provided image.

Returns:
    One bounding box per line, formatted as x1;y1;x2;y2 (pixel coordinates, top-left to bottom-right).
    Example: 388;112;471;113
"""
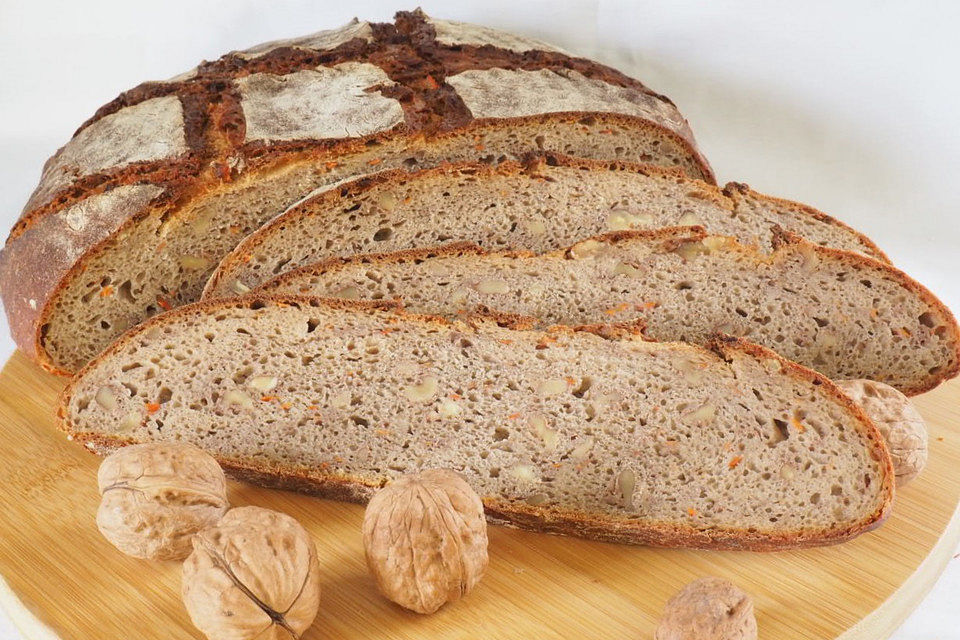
0;350;957;640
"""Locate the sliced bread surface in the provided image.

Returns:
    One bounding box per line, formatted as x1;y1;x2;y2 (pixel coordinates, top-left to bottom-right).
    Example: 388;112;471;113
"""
2;10;712;375
203;155;888;302
257;228;960;395
60;296;893;550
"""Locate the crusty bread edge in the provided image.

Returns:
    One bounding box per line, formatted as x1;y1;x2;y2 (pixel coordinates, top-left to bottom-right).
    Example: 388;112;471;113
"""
255;226;960;395
57;294;894;550
770;228;960;395
723;181;890;263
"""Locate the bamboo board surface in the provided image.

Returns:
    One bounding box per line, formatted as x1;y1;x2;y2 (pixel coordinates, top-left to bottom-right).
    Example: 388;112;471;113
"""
0;350;957;639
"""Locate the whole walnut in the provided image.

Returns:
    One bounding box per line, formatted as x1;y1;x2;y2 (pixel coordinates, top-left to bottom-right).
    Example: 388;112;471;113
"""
363;469;488;614
182;506;321;640
656;577;757;640
96;442;229;560
837;379;928;485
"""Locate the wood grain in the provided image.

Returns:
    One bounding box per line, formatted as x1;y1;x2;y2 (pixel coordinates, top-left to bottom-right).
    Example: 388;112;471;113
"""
0;350;956;639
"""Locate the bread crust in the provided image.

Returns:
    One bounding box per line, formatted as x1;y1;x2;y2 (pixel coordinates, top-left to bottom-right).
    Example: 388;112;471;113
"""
723;181;890;263
58;294;894;550
1;7;715;373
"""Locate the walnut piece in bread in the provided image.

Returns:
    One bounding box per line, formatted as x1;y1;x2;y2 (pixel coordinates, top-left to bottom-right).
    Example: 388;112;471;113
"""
655;577;757;640
362;469;488;614
96;442;229;560
837;379;928;485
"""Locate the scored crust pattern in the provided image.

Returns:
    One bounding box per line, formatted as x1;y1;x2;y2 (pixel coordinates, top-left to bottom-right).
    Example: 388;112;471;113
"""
11;9;702;225
0;9;711;371
27;96;187;212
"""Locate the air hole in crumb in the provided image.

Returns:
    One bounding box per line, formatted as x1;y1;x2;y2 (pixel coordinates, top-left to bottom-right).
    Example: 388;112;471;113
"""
118;281;135;303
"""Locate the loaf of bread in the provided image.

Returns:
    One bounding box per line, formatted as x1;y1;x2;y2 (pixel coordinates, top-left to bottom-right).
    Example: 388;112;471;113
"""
0;10;712;375
255;227;959;395
204;155;887;304
59;296;893;550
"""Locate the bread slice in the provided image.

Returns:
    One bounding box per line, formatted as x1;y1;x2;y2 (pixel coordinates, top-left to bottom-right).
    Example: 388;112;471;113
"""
256;228;959;395
0;10;713;376
59;296;894;550
203;155;888;303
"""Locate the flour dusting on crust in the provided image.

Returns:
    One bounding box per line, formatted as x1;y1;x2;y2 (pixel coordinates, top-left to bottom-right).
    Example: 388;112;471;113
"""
235;18;374;60
31;97;186;209
238;62;405;143
427;17;567;54
448;68;683;127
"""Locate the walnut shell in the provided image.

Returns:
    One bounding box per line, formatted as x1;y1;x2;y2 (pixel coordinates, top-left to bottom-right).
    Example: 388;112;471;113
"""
837;379;928;485
96;442;229;560
362;469;488;614
182;506;321;640
655;577;757;640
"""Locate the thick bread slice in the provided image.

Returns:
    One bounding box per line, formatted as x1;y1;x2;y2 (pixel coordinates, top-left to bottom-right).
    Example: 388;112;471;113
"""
0;10;712;376
59;296;894;550
257;228;960;395
203;155;888;303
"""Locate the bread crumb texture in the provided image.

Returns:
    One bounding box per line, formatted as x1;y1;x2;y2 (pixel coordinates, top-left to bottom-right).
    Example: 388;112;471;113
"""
62;299;892;548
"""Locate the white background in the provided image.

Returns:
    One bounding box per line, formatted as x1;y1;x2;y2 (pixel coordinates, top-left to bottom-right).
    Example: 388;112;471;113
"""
0;0;957;637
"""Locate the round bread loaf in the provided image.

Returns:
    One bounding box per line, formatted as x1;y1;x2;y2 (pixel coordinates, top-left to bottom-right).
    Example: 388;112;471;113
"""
0;9;711;374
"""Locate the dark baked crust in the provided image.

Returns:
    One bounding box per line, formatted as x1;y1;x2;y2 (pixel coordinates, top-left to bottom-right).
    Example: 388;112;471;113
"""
0;10;713;374
58;294;894;551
